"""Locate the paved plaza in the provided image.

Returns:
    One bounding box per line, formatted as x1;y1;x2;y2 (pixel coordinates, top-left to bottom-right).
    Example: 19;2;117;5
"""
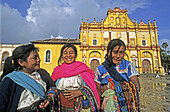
139;73;170;112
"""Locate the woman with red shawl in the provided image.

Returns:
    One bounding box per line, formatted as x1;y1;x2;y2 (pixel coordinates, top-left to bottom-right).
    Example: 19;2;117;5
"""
40;44;100;112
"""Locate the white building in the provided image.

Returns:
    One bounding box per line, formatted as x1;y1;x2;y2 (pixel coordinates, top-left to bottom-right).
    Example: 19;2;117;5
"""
0;44;22;75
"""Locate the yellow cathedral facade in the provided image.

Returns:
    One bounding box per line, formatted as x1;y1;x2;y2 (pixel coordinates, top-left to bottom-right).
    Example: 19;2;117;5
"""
31;7;164;75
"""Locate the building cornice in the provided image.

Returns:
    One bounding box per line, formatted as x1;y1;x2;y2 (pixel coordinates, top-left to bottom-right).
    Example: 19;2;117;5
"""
30;38;81;45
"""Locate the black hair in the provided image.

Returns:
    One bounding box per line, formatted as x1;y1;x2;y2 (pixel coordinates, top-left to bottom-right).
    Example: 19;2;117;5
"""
58;43;77;65
105;39;126;65
1;44;38;78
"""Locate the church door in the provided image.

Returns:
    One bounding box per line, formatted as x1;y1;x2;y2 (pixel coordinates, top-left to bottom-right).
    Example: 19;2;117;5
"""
90;59;100;72
142;59;151;73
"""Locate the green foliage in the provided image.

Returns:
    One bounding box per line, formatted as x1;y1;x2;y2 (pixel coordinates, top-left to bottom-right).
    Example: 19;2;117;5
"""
160;46;170;72
162;42;168;52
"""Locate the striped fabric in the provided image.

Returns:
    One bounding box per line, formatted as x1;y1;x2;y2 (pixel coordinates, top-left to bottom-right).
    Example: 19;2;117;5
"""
102;79;140;112
79;86;100;112
46;86;100;112
122;81;140;112
46;87;61;112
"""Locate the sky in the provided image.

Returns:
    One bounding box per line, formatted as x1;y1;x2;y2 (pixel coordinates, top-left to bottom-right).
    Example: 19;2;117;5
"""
1;0;170;51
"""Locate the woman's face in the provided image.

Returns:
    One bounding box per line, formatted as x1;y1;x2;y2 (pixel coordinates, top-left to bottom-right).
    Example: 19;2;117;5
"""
21;50;41;74
62;47;76;64
110;45;125;64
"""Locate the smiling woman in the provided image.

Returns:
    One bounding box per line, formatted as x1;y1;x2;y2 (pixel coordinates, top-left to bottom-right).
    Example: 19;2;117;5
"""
60;45;77;64
39;43;100;112
52;44;100;111
95;39;140;111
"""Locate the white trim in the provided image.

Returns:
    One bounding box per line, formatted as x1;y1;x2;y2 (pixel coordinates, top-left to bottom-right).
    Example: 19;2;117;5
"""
89;58;101;64
44;49;52;64
142;58;152;64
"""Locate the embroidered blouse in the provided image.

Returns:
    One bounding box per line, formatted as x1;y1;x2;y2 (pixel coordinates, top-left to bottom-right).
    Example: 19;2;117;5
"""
94;59;139;86
56;74;86;90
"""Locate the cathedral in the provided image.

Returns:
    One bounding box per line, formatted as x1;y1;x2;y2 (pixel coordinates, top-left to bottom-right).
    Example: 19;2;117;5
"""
1;7;164;75
78;7;164;74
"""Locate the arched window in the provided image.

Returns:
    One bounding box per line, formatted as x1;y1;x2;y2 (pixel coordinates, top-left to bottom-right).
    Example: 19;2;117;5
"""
131;38;135;45
92;39;98;46
1;52;9;70
117;33;121;38
83;59;86;64
45;50;51;63
94;34;96;38
144;52;147;56
142;40;146;46
122;17;125;22
116;17;120;25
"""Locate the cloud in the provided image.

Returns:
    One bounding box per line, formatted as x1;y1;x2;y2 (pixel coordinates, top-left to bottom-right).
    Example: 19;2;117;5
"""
1;0;151;44
1;3;31;44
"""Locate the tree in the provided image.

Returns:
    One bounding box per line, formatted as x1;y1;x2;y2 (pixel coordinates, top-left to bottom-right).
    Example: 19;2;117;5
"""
167;51;170;54
160;47;170;73
162;42;168;53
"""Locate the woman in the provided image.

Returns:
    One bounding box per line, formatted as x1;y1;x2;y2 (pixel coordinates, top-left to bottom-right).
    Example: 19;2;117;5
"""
44;44;100;112
0;44;52;112
95;39;140;112
0;57;54;88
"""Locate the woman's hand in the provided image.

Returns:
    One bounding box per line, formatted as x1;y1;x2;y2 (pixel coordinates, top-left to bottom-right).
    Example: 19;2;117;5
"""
39;100;50;109
64;90;83;100
130;76;140;92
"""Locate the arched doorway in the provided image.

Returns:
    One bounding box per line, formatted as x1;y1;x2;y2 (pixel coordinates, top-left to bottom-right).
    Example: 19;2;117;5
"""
142;59;151;73
1;52;9;70
90;59;100;72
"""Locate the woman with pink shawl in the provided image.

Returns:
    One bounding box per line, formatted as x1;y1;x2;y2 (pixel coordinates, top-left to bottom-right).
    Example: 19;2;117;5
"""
41;44;100;112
